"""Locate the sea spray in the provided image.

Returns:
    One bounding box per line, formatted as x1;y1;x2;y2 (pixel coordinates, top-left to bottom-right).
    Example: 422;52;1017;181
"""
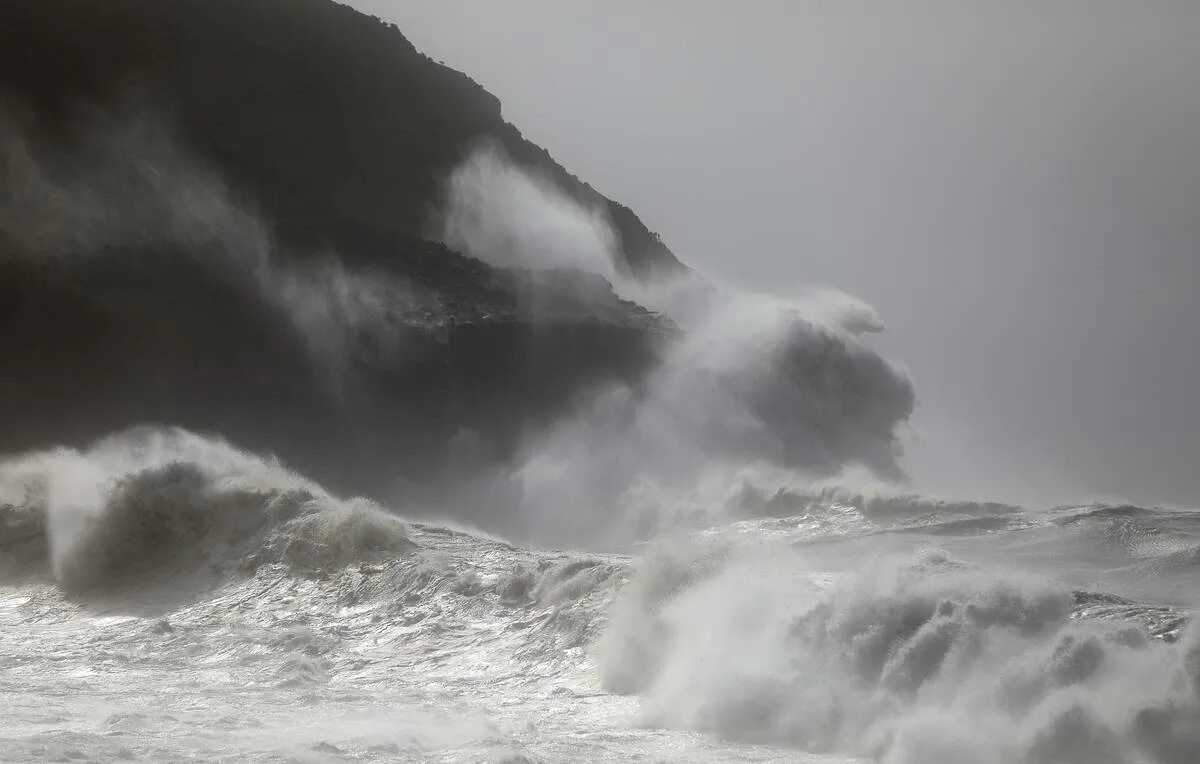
435;145;914;545
598;542;1200;763
0;427;413;592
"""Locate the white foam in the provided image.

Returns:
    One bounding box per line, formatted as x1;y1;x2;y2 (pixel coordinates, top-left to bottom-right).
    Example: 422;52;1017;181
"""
0;427;414;592
433;147;915;546
599;542;1200;763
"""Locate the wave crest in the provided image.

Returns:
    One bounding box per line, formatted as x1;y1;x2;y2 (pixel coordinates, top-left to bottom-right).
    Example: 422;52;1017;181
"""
598;544;1200;763
0;427;414;593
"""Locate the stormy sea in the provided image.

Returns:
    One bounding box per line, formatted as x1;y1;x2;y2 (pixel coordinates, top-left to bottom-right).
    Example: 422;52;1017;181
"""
2;2;1197;763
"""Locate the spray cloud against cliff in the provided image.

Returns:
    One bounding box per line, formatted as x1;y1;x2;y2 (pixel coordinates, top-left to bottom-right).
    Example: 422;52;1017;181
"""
434;145;915;545
0;106;421;385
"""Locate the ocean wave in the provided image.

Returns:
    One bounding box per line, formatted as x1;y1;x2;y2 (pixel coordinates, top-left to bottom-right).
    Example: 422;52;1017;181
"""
0;427;414;594
1055;504;1156;522
1046;503;1200;576
796;484;1022;520
4;430;1197;763
597;543;1199;763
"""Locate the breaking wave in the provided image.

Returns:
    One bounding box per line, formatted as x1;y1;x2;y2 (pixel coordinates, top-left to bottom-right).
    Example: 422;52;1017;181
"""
598;544;1200;764
3;427;1198;763
0;427;414;593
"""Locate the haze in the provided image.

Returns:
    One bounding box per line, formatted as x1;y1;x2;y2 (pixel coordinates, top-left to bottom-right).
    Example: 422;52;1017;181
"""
350;0;1200;509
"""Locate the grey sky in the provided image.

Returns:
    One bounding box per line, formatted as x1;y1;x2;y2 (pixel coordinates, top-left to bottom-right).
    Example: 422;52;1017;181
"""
348;1;1200;508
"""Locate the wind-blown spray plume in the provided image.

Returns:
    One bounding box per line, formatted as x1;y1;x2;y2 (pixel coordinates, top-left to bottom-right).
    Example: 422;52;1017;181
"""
439;141;621;280
435;146;915;544
0;107;420;377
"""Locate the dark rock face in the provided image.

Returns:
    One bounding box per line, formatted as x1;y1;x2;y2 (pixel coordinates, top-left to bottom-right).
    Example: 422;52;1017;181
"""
0;0;678;498
0;0;682;278
0;241;668;499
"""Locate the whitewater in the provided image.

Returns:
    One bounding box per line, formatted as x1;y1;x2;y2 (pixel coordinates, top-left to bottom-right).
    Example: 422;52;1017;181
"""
2;425;1199;763
2;120;1199;763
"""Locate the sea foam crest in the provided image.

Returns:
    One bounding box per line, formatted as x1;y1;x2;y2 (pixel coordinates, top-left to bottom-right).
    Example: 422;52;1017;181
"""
597;543;1200;764
0;427;414;592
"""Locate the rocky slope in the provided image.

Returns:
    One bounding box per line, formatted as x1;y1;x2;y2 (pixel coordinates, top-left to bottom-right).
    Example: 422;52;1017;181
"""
0;0;681;278
0;0;678;498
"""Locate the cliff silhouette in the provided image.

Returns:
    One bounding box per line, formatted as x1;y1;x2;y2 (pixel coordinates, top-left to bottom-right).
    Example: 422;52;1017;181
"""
0;0;680;277
0;0;680;498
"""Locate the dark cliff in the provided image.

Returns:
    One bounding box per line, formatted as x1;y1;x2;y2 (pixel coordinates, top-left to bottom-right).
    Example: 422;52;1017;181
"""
0;0;681;278
0;0;680;498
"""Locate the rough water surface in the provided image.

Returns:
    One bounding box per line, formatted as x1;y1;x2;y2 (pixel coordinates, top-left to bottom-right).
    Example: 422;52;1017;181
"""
2;430;1197;763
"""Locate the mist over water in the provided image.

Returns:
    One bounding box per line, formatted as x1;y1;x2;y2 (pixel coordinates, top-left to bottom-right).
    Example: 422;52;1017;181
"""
2;107;1198;763
1;108;916;546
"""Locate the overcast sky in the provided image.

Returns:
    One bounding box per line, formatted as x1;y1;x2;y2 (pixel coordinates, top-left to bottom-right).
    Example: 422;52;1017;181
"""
349;0;1200;508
